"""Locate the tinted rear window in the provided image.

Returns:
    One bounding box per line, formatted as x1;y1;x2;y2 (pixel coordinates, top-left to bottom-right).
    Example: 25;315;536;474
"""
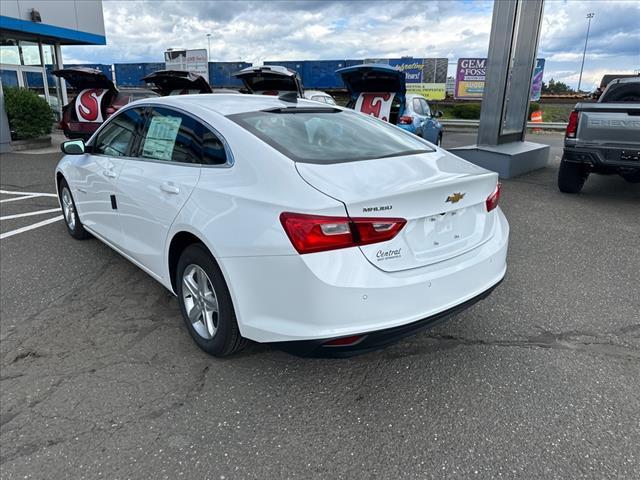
599;81;640;102
228;108;433;164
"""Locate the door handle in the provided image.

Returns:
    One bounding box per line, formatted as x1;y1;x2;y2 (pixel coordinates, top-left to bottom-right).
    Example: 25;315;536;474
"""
160;183;180;194
103;169;117;178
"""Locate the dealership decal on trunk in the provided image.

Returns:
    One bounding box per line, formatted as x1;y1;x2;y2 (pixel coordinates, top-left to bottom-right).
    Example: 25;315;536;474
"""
362;205;393;213
355;93;394;122
75;88;108;123
376;248;402;261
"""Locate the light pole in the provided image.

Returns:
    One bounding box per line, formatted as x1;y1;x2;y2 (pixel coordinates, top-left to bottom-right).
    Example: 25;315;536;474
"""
577;12;595;93
206;33;212;60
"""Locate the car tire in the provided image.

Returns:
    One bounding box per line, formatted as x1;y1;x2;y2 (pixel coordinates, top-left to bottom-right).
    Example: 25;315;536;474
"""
436;134;442;147
558;160;588;193
59;179;92;240
176;244;247;357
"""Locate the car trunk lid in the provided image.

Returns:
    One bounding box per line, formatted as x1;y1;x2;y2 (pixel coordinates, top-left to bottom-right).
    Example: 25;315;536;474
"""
233;65;304;96
142;70;212;96
52;67;116;92
295;151;499;272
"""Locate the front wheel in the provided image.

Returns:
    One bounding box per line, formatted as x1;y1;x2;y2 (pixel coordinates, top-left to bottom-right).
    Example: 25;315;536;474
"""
59;179;91;239
176;244;247;357
558;160;589;193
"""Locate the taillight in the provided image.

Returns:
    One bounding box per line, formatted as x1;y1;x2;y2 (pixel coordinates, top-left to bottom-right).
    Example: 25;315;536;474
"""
280;212;406;254
566;110;579;138
398;115;413;125
105;106;117;115
486;183;501;212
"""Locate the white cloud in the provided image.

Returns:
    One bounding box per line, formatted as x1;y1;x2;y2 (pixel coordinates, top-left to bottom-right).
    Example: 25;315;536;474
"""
61;0;640;90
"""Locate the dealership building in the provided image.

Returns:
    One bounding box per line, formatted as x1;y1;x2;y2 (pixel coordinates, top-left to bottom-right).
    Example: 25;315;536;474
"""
0;0;105;142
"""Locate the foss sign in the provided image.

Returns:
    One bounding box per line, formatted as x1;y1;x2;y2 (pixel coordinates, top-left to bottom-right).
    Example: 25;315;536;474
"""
455;57;545;100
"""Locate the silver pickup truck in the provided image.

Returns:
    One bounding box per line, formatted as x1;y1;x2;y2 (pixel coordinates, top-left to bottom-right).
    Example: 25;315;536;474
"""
558;77;640;193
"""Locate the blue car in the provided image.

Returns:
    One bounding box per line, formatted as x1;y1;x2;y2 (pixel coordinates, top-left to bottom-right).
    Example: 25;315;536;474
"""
336;64;444;145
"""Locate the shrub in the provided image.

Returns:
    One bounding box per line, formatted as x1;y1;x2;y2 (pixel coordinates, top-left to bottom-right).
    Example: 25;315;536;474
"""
3;87;53;140
451;103;481;119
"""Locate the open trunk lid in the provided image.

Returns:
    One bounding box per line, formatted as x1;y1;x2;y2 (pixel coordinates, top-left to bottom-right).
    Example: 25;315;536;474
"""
233;65;304;96
296;151;499;272
142;70;212;96
53;67;116;92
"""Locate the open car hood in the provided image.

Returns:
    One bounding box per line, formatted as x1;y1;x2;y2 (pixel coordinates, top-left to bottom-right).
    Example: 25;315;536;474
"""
142;70;212;96
52;67;116;92
232;65;303;96
336;64;406;99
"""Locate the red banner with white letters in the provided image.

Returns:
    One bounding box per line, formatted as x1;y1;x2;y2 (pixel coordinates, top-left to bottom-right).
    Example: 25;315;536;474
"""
354;93;394;122
75;88;108;123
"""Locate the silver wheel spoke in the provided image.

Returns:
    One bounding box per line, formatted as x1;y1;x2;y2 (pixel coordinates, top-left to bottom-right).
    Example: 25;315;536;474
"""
188;303;202;324
203;293;218;313
203;311;216;337
183;275;199;299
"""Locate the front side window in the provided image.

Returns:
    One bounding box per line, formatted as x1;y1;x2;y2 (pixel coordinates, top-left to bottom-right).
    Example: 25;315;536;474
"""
94;108;144;156
229;108;433;165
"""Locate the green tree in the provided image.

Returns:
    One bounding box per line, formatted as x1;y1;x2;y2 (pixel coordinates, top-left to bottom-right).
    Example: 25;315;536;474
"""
542;79;575;94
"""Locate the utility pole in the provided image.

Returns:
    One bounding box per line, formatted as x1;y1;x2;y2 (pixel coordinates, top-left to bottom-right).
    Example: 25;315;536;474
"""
206;33;212;60
577;12;595;92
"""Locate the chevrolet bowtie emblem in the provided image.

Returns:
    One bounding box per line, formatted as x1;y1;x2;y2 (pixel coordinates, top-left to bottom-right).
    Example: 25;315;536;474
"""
446;192;465;204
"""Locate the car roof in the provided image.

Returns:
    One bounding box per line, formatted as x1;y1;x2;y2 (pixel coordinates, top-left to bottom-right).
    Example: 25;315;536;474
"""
127;93;338;116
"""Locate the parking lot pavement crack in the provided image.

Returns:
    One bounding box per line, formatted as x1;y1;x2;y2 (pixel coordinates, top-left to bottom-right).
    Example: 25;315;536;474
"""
423;332;640;361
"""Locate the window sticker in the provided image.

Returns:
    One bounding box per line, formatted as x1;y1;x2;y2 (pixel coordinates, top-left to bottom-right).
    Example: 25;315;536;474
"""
142;115;182;160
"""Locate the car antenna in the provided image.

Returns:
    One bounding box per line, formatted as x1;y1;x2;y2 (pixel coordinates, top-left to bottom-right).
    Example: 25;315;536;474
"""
278;92;298;103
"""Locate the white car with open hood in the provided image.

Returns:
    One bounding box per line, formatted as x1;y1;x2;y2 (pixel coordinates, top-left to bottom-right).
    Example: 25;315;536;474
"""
55;93;509;357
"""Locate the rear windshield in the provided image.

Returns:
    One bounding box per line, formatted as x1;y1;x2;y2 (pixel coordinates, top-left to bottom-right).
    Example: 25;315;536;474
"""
599;81;640;103
228;108;433;164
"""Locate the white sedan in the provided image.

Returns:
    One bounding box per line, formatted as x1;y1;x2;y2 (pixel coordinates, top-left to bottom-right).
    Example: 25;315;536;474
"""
56;94;509;357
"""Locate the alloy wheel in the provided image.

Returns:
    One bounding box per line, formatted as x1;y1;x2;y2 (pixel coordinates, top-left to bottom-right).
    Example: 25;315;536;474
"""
61;187;76;230
182;264;219;340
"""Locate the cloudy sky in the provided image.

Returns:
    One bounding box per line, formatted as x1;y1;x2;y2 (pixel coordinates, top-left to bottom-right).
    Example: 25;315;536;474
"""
63;0;640;90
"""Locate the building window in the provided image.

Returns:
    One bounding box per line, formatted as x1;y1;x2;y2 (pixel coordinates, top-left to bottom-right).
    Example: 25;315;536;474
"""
0;39;20;65
19;41;42;66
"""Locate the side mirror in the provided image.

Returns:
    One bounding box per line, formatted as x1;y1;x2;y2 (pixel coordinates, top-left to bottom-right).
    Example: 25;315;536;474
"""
61;139;85;155
433;110;443;118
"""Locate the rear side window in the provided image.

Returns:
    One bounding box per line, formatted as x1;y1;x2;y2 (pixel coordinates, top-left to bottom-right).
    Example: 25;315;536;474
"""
140;107;201;163
137;107;228;165
420;99;431;117
412;98;424;115
94;107;144;156
229;108;433;164
599;81;640;102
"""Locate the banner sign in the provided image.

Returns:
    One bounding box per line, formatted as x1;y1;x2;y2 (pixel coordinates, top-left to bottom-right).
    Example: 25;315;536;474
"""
355;93;394;122
389;58;448;100
530;58;546;101
75;88;108;123
164;48;209;82
455;57;545;101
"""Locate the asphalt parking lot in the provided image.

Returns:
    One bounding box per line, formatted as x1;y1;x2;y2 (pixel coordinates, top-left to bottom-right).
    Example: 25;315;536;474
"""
1;131;639;479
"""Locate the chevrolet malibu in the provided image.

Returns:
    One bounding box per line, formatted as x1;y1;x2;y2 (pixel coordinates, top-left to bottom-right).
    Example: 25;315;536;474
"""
56;94;509;357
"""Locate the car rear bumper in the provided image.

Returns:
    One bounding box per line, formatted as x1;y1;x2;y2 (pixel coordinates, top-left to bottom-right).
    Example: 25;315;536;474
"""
563;146;640;169
220;209;509;345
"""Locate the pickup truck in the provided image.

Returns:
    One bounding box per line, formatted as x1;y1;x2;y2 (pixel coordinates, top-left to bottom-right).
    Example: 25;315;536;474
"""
558;76;640;193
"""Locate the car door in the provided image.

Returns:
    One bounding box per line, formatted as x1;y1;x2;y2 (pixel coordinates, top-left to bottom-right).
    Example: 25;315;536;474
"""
420;98;438;143
72;107;145;245
115;106;202;276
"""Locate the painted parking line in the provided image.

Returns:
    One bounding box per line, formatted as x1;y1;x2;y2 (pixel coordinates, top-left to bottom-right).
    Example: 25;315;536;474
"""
0;189;57;198
1;208;62;221
0;194;41;203
0;215;64;240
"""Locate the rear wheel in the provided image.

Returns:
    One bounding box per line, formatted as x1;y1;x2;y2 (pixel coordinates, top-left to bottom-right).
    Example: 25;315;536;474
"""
558;160;589;193
59;179;91;239
436;133;442;147
176;244;247;357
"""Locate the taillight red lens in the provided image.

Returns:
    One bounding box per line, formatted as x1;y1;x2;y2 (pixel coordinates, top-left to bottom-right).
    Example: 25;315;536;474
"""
398;115;413;125
280;212;406;254
105;106;116;115
566;110;579;138
486;183;501;212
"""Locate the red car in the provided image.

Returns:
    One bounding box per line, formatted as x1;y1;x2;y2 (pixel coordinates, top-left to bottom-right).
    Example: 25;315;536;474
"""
54;67;159;140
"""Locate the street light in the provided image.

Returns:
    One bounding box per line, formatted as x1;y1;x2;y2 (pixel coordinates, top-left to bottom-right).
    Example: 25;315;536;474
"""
577;12;595;93
206;33;212;60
